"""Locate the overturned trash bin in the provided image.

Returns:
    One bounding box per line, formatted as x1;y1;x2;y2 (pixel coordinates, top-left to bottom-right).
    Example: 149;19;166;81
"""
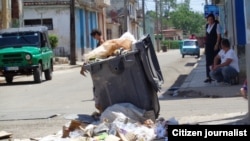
84;34;164;121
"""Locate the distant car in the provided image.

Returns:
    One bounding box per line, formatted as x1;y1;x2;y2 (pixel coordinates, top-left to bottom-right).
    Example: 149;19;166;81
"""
180;39;200;58
0;26;54;84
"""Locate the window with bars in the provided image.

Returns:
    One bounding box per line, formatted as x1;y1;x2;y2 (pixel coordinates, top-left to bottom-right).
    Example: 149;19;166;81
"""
24;19;53;30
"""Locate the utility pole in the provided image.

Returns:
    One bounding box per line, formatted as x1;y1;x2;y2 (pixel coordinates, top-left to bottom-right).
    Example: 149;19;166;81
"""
70;0;76;65
124;0;128;33
160;0;163;41
205;0;208;5
142;0;146;34
2;0;9;29
155;0;160;52
11;0;22;28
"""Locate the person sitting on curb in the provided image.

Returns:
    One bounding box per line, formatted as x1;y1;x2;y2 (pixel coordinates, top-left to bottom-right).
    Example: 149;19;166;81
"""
209;38;240;85
240;79;248;99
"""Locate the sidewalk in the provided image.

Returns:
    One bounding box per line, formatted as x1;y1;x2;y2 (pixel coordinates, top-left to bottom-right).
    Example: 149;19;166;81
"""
178;54;242;98
169;54;249;125
53;61;82;71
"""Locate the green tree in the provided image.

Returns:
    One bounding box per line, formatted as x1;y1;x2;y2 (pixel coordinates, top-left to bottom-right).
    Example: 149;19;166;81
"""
162;0;177;18
49;34;59;49
145;0;205;36
146;10;156;19
168;2;206;36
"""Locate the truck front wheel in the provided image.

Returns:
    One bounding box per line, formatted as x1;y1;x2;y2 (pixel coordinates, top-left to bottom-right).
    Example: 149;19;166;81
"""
5;76;13;84
45;63;53;80
34;63;43;83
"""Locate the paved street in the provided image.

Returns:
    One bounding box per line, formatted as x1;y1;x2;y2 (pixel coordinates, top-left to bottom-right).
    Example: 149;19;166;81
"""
0;49;200;120
0;68;96;120
0;49;249;140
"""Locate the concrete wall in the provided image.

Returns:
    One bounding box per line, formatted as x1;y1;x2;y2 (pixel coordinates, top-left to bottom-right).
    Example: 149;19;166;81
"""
245;0;250;43
106;22;120;39
234;0;247;81
106;0;140;39
24;6;70;56
0;0;12;29
244;0;250;84
220;0;246;82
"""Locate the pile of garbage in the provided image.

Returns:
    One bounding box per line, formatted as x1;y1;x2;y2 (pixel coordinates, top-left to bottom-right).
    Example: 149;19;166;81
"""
49;32;168;141
39;103;178;141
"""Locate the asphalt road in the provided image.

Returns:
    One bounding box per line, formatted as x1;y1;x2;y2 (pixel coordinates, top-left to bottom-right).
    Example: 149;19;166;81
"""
0;49;197;120
0;49;248;140
0;68;96;120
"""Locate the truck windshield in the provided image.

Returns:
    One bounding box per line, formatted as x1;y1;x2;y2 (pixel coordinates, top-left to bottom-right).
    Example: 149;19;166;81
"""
0;32;40;48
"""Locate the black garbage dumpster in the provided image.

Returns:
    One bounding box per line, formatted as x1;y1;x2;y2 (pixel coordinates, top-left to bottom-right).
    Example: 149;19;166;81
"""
84;34;164;120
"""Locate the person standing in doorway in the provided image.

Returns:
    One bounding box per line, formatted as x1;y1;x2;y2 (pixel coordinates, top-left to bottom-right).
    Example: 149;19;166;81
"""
90;29;105;47
204;13;222;83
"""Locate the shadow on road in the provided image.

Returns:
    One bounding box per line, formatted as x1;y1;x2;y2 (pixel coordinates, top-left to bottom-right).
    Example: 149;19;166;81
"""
196;113;249;125
0;80;46;86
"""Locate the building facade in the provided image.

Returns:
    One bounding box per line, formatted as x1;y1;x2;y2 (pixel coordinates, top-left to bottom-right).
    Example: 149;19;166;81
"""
210;0;248;81
23;0;110;60
0;0;23;29
106;0;141;40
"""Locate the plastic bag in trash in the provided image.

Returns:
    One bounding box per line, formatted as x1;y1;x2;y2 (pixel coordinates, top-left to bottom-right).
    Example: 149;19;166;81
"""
166;117;179;125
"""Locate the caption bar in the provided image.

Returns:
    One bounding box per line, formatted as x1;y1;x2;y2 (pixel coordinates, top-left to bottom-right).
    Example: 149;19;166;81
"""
168;125;250;140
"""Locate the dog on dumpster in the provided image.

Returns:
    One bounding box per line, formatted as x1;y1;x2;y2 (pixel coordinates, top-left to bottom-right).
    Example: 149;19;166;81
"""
80;32;136;76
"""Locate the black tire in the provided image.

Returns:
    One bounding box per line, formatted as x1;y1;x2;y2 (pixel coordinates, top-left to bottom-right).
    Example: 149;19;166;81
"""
197;54;200;58
45;63;53;80
182;54;185;58
5;76;13;84
34;63;42;83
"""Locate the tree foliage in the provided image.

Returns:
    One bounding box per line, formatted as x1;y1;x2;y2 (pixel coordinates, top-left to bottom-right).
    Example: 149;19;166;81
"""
49;34;59;49
146;0;206;36
161;0;177;18
168;3;206;36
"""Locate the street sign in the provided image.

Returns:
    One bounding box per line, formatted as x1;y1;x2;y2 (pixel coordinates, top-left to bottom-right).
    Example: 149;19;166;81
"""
204;5;219;18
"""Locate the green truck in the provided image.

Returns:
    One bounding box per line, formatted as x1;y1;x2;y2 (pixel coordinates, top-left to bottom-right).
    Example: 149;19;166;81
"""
0;26;54;84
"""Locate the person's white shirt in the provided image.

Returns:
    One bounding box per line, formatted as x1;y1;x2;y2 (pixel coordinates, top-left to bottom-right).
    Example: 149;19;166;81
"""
218;49;240;72
207;23;221;34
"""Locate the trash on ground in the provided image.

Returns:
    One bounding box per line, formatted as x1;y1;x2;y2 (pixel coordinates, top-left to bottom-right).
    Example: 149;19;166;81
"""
12;34;166;141
37;103;177;141
0;131;12;140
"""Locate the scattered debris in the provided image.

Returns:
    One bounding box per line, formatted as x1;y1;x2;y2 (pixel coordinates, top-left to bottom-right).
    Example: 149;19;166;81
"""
0;131;12;140
30;103;178;141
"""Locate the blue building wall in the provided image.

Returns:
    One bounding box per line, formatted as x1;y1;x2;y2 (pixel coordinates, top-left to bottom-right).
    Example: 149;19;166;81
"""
75;9;98;50
235;0;246;46
80;9;85;49
75;9;81;49
75;8;86;50
88;11;98;49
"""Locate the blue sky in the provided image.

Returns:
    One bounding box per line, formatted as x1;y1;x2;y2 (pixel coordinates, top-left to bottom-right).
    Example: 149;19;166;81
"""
145;0;205;13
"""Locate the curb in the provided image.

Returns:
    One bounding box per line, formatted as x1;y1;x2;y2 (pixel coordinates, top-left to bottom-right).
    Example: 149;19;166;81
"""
53;64;82;71
178;85;242;98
